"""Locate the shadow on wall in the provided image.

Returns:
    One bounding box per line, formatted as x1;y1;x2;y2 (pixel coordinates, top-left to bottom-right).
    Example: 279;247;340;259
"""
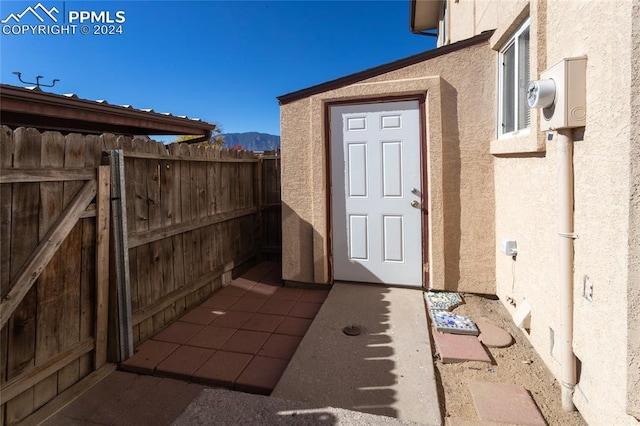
282;202;316;283
440;79;462;291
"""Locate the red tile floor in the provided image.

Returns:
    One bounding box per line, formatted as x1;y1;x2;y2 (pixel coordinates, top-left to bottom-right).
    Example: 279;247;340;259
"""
121;262;328;395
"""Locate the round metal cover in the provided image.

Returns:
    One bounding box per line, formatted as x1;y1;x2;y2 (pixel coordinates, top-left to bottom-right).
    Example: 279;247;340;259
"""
342;325;361;336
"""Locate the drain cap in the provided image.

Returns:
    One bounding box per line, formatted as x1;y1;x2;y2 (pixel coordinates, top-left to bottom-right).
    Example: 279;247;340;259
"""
342;325;362;336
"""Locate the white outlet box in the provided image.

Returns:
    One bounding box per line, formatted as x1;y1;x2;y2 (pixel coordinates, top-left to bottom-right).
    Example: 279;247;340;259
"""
501;238;518;256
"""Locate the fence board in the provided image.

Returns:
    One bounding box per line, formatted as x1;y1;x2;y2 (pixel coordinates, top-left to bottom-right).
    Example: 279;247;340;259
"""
33;131;65;409
58;134;85;394
94;165;110;369
6;128;42;423
82;135;103;375
0;127;13;426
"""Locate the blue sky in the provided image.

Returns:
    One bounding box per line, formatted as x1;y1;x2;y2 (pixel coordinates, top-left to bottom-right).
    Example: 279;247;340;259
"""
1;1;436;137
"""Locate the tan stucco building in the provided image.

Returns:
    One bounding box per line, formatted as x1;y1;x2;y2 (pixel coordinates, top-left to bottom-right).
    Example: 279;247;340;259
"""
278;0;639;424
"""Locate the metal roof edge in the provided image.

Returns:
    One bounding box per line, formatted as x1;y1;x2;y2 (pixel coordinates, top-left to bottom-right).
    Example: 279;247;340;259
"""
0;84;215;131
277;30;495;106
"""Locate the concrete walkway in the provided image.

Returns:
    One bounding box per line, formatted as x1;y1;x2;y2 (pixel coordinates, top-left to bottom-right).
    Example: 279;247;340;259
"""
43;281;442;425
272;283;441;425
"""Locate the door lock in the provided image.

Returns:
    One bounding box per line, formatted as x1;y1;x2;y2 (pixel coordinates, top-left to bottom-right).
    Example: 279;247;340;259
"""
411;188;421;196
411;200;421;208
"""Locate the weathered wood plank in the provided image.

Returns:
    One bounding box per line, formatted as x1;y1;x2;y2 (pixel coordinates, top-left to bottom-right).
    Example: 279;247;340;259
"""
123;150;258;163
33;131;66;409
127;206;257;248
79;135;103;377
0;180;97;328
135;243;152;341
159;155;177;323
94;165;111;369
167;144;183;225
167;144;187;318
132;155;149;233
0;338;94;404
57;134;87;393
0;126;13;426
0;127;14;297
79;215;96;376
0;168;96;184
171;234;186;316
145;141;166;333
131;253;254;326
6;127;42;423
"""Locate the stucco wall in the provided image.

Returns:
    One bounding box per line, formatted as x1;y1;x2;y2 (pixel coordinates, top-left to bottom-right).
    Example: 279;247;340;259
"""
280;39;496;294
628;0;640;419
461;0;639;423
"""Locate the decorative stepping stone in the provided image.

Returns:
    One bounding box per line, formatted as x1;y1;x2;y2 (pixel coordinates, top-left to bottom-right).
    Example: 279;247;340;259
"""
476;320;514;348
425;291;463;311
431;310;479;336
468;381;546;425
433;332;491;364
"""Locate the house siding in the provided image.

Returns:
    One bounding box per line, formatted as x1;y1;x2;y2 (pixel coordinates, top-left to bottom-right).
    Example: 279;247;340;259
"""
444;0;638;423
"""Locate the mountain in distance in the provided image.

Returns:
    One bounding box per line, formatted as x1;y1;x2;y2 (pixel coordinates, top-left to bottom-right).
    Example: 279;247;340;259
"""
219;132;280;152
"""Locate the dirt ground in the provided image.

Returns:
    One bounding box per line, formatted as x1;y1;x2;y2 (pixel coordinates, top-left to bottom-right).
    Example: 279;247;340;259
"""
431;293;587;426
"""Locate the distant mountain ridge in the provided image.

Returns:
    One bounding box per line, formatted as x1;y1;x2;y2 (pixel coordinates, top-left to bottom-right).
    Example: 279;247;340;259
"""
220;132;280;152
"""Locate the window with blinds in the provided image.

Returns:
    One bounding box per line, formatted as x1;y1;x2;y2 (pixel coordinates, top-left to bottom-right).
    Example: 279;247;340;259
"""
498;19;530;136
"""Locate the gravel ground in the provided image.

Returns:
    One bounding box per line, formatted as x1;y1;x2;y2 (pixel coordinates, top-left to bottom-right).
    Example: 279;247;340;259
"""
431;293;587;426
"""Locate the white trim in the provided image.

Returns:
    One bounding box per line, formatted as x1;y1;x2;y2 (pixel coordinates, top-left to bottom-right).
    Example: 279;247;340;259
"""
497;18;530;138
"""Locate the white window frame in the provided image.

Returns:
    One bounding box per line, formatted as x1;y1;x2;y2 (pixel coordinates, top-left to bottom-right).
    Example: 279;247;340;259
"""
498;19;530;137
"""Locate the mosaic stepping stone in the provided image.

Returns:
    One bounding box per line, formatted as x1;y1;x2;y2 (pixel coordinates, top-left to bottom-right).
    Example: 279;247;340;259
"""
431;310;479;336
425;291;463;311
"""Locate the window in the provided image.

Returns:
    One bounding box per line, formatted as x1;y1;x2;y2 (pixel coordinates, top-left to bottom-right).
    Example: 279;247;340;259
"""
498;19;530;136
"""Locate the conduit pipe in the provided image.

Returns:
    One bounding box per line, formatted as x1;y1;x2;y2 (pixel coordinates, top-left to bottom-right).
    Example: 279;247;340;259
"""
557;129;577;411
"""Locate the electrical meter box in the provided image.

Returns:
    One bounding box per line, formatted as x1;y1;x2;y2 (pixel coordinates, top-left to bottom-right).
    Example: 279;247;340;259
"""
539;57;587;131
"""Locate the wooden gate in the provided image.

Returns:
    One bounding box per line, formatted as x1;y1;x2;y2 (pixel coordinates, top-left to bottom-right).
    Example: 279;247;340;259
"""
0;127;111;425
0;128;281;425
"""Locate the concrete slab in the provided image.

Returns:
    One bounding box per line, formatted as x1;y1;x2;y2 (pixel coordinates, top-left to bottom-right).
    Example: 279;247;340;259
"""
272;282;441;425
468;381;546;425
173;388;422;425
432;332;492;364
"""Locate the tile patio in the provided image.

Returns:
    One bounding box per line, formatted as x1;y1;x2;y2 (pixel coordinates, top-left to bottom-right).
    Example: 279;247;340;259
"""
121;262;328;395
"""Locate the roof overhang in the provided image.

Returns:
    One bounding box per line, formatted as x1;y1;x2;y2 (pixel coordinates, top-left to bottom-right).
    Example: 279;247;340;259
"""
0;84;215;137
410;0;442;33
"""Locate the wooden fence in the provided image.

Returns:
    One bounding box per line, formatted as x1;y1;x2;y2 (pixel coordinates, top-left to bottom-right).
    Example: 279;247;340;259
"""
259;151;282;260
0;127;281;425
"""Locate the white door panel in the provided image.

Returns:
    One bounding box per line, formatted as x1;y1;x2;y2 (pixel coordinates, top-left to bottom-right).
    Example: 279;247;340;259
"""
331;101;422;287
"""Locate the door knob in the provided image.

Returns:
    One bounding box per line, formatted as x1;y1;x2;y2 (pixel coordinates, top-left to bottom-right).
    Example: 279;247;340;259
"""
411;200;420;208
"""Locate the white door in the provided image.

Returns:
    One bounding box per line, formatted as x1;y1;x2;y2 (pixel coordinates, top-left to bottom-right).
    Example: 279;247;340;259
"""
330;100;423;287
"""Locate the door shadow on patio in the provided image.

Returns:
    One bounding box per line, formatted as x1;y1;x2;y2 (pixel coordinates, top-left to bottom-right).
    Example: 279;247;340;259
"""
272;279;439;424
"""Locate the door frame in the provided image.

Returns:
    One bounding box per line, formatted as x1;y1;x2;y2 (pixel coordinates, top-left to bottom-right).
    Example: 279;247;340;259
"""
324;94;429;288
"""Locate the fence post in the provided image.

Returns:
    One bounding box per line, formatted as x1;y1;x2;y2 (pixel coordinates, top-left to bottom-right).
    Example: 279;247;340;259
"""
257;154;264;262
107;149;133;361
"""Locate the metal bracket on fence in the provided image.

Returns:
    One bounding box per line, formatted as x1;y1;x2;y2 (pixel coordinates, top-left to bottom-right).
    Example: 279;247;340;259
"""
108;149;134;361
